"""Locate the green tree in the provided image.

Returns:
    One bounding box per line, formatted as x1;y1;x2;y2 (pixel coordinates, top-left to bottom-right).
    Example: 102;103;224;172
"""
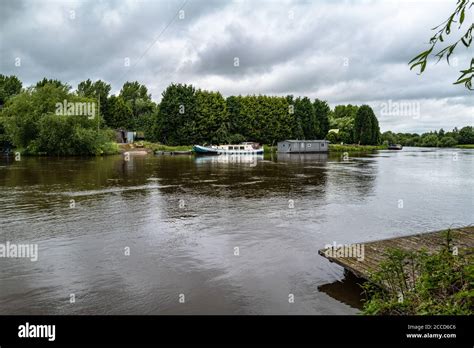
285;95;304;139
227;95;249;139
295;97;317;139
354;105;380;145
458;126;474;144
106;95;133;129
330;105;358;144
35;114;102;155
77;79;111;121
409;0;473;89
1;82;114;155
421;133;440;147
158;83;197;145
381;131;397;144
35;78;71;91
119;81;155;130
195;90;229;144
313;98;330;139
2;85;69;148
0;74;22;106
439;136;458;147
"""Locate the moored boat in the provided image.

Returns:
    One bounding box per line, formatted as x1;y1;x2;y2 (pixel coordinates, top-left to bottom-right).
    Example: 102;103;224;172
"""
193;143;263;155
388;144;403;150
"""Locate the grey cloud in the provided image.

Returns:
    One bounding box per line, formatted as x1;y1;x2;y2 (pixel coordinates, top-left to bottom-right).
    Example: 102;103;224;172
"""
0;0;472;132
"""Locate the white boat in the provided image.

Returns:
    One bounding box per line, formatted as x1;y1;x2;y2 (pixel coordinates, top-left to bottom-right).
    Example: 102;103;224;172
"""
193;142;263;155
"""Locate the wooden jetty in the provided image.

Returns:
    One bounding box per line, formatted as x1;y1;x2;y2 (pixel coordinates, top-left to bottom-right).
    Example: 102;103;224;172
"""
318;226;474;281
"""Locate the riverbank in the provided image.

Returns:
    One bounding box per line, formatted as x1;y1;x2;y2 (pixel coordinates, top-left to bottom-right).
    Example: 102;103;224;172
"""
8;142;472;157
329;144;387;152
140;142;388;154
141;142;193;152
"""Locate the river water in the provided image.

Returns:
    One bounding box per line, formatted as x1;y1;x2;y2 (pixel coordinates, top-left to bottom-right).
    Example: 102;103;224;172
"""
0;147;472;314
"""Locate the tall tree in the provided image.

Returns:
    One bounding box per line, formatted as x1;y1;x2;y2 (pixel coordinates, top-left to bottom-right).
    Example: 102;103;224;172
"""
313;98;330;139
195;90;229;144
119;81;155;129
77;79;111;118
286;95;304;139
35;78;71;91
158;83;197;145
106;95;133;129
354;105;380;145
458;126;474;144
330;104;358;143
0;74;22;106
295;97;317;139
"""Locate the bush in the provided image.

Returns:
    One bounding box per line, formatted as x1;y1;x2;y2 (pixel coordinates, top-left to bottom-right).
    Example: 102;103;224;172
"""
439;136;458;148
34;114;118;156
420;134;439;147
362;231;473;315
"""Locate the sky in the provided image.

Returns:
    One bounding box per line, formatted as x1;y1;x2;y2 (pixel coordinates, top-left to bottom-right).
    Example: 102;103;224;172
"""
0;0;472;133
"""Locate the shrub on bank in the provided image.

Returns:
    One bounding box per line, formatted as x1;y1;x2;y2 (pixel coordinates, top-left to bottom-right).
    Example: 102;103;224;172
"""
362;231;473;315
1;83;118;156
329;144;387;152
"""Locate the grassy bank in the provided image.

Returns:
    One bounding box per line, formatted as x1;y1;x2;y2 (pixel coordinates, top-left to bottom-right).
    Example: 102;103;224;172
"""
455;144;474;149
263;145;277;153
141;142;193;152
11;141;120;156
329;144;387;152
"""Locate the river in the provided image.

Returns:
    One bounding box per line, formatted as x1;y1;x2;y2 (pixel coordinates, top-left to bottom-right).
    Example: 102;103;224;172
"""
0;147;472;314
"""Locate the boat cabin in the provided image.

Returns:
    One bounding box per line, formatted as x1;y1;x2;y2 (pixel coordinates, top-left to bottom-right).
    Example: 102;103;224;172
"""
214;144;256;151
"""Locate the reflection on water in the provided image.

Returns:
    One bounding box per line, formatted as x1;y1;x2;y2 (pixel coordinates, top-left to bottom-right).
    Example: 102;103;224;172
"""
318;271;365;310
194;154;264;165
0;148;472;314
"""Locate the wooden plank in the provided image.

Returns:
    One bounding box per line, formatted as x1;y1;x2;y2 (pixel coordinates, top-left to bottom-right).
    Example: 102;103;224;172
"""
318;226;474;288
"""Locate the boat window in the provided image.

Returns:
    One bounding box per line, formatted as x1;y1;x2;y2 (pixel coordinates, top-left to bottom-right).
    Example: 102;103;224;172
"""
240;146;244;150
229;146;233;150
307;143;312;147
321;143;325;147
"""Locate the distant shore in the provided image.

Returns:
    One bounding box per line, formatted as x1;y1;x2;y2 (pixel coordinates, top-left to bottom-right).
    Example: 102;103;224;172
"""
4;142;473;157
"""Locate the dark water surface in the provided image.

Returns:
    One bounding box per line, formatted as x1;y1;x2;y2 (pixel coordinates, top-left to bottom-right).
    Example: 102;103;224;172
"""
0;147;472;314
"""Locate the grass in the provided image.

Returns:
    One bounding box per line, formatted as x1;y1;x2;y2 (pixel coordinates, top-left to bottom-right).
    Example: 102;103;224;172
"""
141;142;192;152
455;144;474;149
329;144;387;152
263;145;277;153
361;230;473;315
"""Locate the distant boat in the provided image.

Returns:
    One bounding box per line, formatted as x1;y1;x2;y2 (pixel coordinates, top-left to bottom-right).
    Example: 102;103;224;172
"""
193;143;263;155
388;144;403;150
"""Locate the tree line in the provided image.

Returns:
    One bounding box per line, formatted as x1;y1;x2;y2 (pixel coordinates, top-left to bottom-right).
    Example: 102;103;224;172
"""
2;74;470;155
381;127;474;148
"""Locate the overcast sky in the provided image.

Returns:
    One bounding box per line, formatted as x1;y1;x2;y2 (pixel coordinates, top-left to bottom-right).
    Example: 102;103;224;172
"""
1;0;472;133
